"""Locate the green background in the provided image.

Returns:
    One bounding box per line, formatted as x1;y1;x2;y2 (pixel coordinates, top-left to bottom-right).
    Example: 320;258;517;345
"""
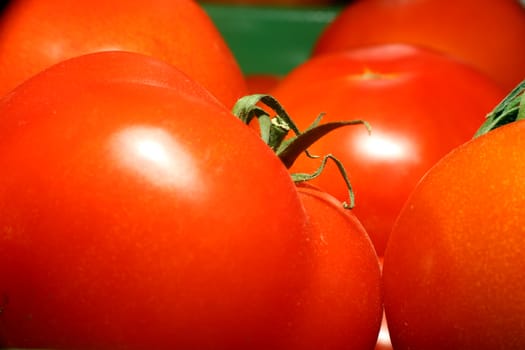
202;4;342;75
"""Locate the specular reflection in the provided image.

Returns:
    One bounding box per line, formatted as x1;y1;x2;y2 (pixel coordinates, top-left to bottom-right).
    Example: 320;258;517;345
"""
109;125;201;192
354;130;419;163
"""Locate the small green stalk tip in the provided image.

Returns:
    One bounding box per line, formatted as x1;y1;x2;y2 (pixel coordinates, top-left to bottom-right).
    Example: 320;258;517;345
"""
474;80;525;137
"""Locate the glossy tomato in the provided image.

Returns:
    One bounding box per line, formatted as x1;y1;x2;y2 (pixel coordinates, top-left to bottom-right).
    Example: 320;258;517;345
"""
0;0;247;107
383;117;525;349
230;94;383;350
284;183;382;350
270;44;507;256
0;51;312;349
312;0;525;90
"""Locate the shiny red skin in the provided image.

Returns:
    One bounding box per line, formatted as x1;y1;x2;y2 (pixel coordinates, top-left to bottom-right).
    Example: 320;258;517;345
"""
0;0;247;107
285;183;383;350
270;44;507;256
383;120;525;350
0;52;311;349
245;74;282;94
312;0;525;91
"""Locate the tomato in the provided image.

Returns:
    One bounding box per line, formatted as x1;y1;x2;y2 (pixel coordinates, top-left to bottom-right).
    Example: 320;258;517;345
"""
0;0;247;107
231;94;383;350
382;105;525;349
269;44;507;256
0;51;312;349
5;49;226;108
284;183;382;350
312;0;525;91
246;74;282;94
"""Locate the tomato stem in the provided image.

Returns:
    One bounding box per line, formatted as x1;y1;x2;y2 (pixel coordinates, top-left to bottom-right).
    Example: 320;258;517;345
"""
292;154;356;209
277;118;370;168
474;80;525;137
232;94;370;209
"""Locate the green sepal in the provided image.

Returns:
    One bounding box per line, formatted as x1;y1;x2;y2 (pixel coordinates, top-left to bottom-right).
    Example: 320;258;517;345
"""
233;94;302;138
232;93;370;209
277;118;371;168
474;80;525;138
291;154;356;209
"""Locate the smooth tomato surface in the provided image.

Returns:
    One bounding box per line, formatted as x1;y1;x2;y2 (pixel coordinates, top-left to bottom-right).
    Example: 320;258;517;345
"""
7;50;227;108
285;183;382;350
0;0;247;107
0;52;311;349
245;74;282;94
312;0;525;90
383;119;525;350
270;44;507;255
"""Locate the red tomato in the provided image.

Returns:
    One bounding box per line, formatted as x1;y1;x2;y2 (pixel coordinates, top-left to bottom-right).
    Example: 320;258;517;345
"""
284;183;382;350
270;44;507;256
312;0;525;91
0;0;247;107
383;118;525;350
246;74;282;94
0;51;312;349
5;49;226;108
231;93;383;350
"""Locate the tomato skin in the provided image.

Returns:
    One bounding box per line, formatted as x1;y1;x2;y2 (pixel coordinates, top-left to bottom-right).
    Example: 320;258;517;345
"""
0;52;311;349
245;74;282;94
285;183;382;350
0;0;247;107
312;0;525;91
270;44;507;256
383;120;525;350
3;49;226;107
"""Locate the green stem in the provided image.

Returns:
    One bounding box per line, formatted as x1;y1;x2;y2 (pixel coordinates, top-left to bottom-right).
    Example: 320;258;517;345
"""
277;119;370;168
474;80;525;137
232;94;370;209
292;154;356;209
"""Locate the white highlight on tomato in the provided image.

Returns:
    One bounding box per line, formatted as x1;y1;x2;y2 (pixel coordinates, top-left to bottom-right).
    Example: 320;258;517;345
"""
109;125;200;191
355;131;419;163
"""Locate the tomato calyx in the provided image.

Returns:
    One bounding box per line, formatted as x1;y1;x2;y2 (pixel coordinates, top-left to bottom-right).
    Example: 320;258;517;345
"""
233;94;370;208
474;80;525;137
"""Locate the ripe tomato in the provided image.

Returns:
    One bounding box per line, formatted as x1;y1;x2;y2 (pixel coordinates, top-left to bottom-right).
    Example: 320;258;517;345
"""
382;115;525;349
0;0;247;107
0;51;312;349
312;0;525;90
269;44;507;256
231;94;383;350
246;74;282;94
7;49;225;108
285;183;382;350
